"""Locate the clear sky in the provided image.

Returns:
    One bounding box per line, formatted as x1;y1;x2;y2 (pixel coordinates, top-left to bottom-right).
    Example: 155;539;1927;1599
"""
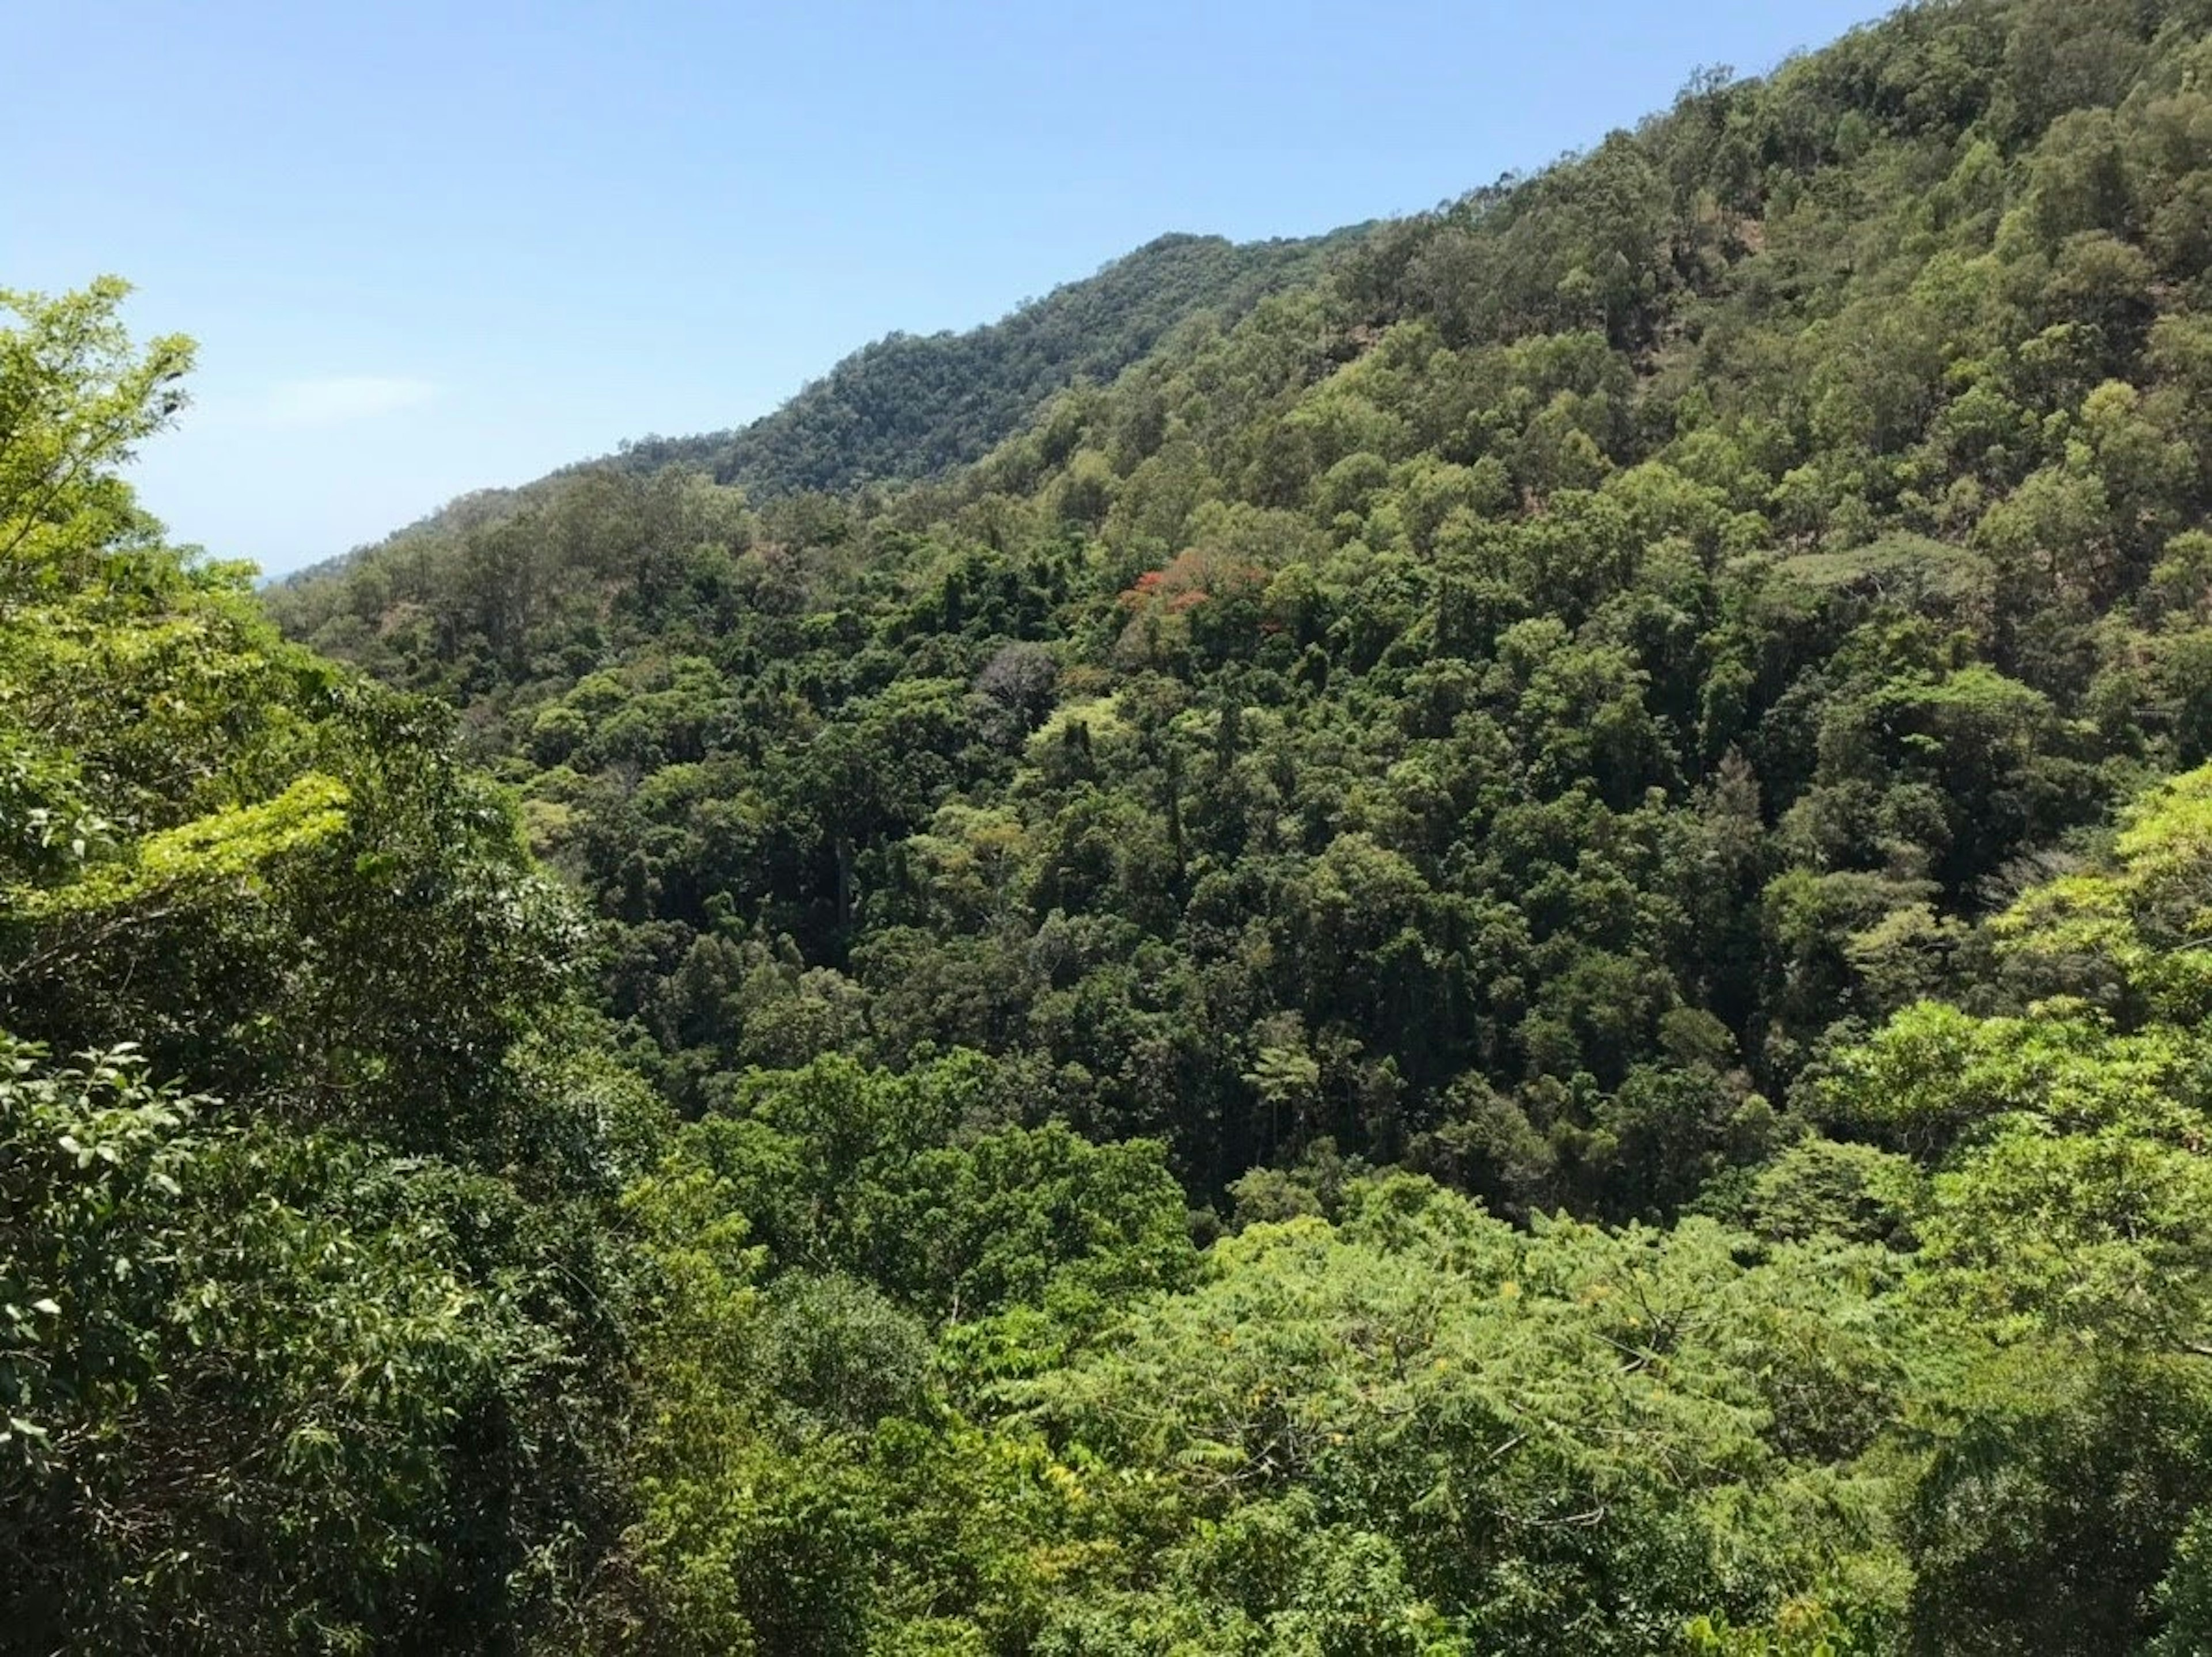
6;0;1892;574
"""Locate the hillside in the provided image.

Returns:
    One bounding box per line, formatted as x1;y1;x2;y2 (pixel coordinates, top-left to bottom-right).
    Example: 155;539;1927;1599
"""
1;283;650;1650
276;0;2212;1181
649;228;1362;496
23;0;2212;1648
278;228;1350;591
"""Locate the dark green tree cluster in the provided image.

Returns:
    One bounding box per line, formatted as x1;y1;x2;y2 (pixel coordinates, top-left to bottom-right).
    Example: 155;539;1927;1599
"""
691;230;1363;499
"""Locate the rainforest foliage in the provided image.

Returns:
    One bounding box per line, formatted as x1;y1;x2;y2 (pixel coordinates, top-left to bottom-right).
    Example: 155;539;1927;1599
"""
20;0;2212;1648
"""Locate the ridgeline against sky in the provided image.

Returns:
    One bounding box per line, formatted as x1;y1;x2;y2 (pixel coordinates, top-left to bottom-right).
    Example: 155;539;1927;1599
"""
7;0;1891;572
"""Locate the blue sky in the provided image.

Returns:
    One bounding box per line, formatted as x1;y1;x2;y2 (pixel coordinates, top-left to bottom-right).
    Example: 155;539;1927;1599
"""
6;0;1891;574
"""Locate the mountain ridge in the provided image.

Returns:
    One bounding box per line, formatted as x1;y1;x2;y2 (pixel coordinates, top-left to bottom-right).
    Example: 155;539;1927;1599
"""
278;225;1357;589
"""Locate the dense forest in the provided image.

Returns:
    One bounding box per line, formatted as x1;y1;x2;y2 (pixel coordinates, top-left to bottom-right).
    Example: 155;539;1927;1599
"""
681;229;1362;499
18;0;2212;1648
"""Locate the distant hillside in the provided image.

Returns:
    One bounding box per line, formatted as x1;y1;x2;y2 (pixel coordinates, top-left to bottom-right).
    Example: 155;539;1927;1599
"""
674;229;1359;496
279;229;1351;591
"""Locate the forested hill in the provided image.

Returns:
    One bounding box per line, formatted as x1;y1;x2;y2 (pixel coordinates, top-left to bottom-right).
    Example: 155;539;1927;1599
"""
272;0;2212;1186
278;227;1350;590
638;229;1362;496
26;0;2212;1649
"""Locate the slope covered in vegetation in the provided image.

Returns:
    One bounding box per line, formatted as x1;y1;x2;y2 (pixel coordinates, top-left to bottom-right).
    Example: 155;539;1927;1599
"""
0;281;656;1650
21;0;2212;1648
278;0;2212;1205
279;229;1350;593
678;229;1361;498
